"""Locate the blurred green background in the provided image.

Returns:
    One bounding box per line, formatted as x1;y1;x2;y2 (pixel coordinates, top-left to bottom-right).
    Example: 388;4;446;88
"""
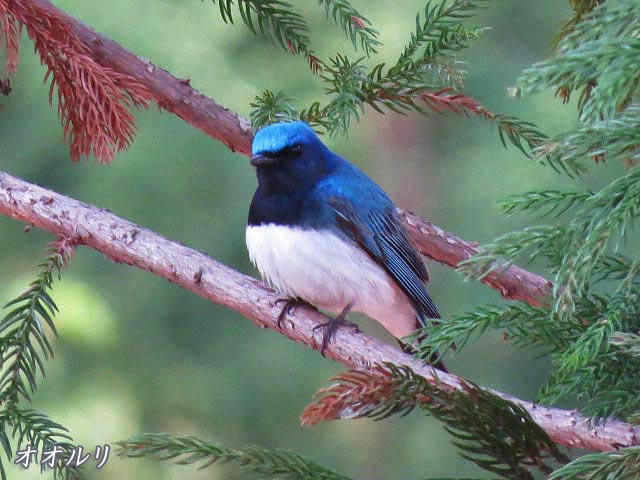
0;1;608;478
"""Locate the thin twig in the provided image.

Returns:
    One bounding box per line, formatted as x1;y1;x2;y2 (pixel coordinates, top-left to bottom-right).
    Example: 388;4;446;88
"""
0;171;637;452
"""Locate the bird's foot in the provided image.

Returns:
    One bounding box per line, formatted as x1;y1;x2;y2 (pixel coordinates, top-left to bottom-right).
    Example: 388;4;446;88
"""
312;303;359;356
274;297;316;328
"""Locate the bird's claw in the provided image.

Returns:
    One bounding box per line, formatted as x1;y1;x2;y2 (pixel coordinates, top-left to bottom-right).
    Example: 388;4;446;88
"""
274;297;315;328
313;303;359;356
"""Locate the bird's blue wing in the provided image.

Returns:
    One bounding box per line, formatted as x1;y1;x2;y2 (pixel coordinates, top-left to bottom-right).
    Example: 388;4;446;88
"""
323;187;440;324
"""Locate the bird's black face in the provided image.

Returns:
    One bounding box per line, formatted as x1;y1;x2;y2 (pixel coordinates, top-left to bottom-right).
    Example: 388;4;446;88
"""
250;142;304;167
252;140;331;194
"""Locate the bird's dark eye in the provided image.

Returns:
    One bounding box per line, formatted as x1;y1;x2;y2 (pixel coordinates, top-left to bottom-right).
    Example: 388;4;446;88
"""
273;144;303;160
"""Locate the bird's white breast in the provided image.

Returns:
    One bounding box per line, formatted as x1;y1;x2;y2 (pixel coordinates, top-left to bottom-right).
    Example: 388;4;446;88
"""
245;224;417;337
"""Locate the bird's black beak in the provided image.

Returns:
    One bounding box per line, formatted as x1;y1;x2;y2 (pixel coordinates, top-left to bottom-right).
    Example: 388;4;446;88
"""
250;154;277;167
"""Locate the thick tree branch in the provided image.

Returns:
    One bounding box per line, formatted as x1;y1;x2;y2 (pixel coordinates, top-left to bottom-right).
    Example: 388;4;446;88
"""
399;210;553;306
10;0;553;307
0;171;637;452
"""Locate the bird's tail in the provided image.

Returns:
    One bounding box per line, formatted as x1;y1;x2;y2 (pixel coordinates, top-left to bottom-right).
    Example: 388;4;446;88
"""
398;338;448;373
398;314;449;373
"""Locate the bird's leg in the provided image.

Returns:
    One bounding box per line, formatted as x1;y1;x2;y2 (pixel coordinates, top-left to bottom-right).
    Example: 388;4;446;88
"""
312;302;360;356
274;297;317;328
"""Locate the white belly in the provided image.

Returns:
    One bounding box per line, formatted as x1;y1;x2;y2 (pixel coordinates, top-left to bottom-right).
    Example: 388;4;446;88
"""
245;224;418;337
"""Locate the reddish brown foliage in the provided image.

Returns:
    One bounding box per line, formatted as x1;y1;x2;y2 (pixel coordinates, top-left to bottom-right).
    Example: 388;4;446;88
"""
350;16;365;29
0;4;21;77
302;368;384;426
555;86;571;104
285;39;297;54
307;54;324;75
372;86;495;124
301;365;427;426
49;235;77;264
0;77;10;95
421;87;492;120
0;0;151;162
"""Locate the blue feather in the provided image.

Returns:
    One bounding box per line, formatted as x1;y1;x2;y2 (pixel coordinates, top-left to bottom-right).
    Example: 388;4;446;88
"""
252;121;319;156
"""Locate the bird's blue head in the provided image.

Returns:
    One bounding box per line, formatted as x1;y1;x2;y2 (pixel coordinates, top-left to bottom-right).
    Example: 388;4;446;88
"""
250;121;335;192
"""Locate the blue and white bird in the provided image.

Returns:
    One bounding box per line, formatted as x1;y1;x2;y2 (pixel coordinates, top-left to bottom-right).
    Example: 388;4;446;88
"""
246;121;443;368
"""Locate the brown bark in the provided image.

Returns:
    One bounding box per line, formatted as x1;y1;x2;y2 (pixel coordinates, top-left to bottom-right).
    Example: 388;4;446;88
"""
399;210;554;306
1;171;638;452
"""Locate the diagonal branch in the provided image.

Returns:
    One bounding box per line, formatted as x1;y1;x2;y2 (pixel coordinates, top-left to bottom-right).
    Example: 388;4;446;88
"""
0;171;637;452
9;0;553;307
4;0;254;156
399;210;553;306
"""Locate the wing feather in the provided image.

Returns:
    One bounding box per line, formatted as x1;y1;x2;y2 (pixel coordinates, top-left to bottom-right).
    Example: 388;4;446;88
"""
328;196;440;323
